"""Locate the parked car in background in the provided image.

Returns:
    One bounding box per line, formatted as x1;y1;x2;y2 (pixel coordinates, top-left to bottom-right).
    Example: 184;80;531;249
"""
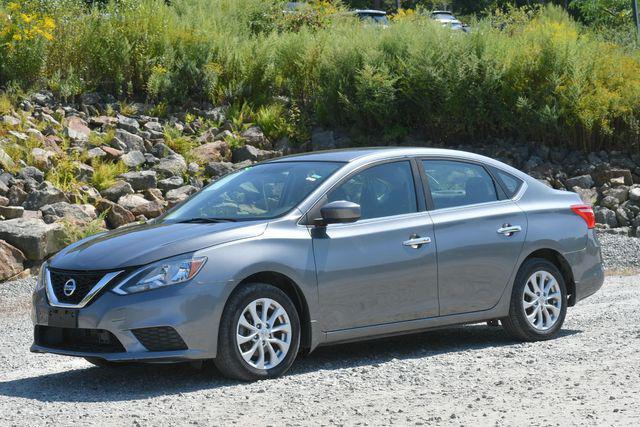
31;148;604;381
354;9;389;26
431;10;468;31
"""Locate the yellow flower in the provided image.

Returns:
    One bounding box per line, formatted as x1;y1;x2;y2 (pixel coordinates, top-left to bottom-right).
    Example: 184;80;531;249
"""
12;33;22;41
42;17;56;30
7;2;20;12
20;13;34;24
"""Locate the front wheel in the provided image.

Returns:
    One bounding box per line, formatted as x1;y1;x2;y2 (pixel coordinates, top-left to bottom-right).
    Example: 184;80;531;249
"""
214;283;300;381
502;258;567;341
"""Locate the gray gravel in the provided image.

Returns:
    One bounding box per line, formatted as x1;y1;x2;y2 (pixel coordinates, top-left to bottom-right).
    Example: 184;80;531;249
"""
1;241;639;426
596;231;640;273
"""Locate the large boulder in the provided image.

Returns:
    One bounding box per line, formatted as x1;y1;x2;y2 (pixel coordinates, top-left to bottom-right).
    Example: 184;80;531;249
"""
0;205;24;220
119;171;157;191
117;194;164;218
154;154;187;176
231;144;277;163
23;181;69;210
101;180;135;202
594;206;618;229
629;187;640;202
205;161;234;178
573;187;597;205
565;175;594;189
65;116;91;142
190;141;230;164
240;126;269;148
116;114;140;133
96;199;136;229
0;218;66;260
166;185;197;207
311;130;336;151
158;176;184;192
0;240;25;281
121;150;146;168
114;129;145;152
40;202;97;225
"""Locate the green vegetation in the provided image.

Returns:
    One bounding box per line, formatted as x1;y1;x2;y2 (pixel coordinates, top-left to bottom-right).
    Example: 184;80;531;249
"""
1;0;639;150
90;158;128;191
61;213;108;246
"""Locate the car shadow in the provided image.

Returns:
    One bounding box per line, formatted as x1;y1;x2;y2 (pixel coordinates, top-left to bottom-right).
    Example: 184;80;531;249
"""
0;325;581;403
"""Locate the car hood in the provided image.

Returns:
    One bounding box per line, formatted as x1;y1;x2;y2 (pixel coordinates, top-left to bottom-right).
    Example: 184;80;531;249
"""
49;220;268;271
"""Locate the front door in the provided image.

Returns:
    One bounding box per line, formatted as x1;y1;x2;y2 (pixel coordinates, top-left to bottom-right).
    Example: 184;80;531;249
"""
312;160;438;331
421;159;527;315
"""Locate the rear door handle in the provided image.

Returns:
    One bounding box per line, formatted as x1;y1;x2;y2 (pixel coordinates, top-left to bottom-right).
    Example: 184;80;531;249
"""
497;225;522;236
403;236;432;248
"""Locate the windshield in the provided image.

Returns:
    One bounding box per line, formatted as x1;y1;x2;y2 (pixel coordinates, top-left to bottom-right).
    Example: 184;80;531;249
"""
163;161;343;222
359;14;389;25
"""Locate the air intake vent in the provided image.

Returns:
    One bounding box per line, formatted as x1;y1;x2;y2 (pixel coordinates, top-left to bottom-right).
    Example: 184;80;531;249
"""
132;326;188;352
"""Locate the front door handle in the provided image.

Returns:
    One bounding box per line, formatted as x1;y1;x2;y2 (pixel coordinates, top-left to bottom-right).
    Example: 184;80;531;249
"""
497;225;522;236
403;236;432;248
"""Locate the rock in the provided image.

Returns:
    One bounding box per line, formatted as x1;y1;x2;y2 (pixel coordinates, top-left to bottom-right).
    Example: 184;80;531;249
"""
0;196;8;206
0;218;65;260
8;186;27;206
101;146;123;160
114;128;145;152
166;185;197;207
205;161;234;178
118;171;157;191
203;106;226;122
629;187;640;202
154;154;187;176
100;180;134;202
117;194;164;218
311;130;336;151
40;202;97;225
573;187;598;205
240;126;269;148
18;166;44;183
116;114;140;133
190;141;230;164
231;144;277;163
274;137;293;155
69;185;102;204
23;181;69;210
594;206;618;228
75;162;94;182
31;91;53;106
565;175;594;189
96;199;136;229
144;121;163;133
2;115;21;127
158;176;184;192
610;169;633;186
86;147;107;160
81;92;102;105
121;150;146;168
65;116;91;141
0;240;25;281
150;143;175;158
0;181;7;196
0;205;24;220
616;207;631;227
603;187;629;205
0;146;16;170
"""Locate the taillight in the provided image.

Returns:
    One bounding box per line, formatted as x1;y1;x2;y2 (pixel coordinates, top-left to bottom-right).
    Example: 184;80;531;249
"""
571;204;595;229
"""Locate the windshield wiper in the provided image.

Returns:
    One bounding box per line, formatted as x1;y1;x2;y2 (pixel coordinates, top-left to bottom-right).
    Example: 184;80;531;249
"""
176;217;237;223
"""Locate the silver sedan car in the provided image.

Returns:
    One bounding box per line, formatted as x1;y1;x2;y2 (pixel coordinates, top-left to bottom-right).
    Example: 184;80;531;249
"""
31;148;604;380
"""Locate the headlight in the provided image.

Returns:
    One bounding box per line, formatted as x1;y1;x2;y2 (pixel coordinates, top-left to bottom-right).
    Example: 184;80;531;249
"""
112;254;207;295
35;262;47;292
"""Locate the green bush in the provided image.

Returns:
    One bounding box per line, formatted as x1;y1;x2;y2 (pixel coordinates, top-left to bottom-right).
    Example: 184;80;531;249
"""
1;1;639;151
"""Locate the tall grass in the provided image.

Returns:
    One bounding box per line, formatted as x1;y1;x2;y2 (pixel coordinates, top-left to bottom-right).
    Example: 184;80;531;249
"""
1;0;639;150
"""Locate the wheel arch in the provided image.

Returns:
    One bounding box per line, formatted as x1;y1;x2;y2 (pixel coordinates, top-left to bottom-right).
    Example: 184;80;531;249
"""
521;248;576;307
231;271;313;353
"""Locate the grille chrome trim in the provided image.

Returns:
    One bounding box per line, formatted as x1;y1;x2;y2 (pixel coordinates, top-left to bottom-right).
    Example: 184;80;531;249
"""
45;269;124;308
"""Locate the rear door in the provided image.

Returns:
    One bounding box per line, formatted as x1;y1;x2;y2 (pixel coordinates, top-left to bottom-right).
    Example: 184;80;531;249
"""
420;159;527;316
312;160;439;331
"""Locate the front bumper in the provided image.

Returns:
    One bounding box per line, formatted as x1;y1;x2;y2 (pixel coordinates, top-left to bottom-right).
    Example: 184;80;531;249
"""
31;278;233;362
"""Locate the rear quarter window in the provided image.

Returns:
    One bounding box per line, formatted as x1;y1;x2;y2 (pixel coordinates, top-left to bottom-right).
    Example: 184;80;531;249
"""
491;168;524;198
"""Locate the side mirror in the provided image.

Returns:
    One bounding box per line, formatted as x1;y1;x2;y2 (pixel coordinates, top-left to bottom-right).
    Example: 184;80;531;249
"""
316;201;361;226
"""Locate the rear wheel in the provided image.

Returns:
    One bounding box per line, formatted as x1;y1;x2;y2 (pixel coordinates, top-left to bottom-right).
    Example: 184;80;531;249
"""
502;258;567;341
214;283;300;381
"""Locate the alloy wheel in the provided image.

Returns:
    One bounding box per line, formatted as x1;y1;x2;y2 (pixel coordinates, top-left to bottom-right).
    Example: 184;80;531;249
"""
522;270;562;331
236;298;292;370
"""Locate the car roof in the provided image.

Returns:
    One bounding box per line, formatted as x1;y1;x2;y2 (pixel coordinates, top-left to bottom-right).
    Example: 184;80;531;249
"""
269;147;489;164
354;9;387;15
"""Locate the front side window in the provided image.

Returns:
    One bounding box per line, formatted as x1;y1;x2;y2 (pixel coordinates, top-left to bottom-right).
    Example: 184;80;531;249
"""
422;160;498;209
164;161;343;221
327;161;417;220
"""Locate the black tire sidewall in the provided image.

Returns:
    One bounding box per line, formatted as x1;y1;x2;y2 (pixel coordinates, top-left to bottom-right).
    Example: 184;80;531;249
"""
509;259;568;340
215;283;300;381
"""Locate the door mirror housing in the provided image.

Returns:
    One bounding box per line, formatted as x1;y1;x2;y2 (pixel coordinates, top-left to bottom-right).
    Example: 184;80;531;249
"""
316;201;361;226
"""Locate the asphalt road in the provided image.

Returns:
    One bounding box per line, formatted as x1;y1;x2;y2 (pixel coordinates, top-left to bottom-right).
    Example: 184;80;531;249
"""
1;274;639;426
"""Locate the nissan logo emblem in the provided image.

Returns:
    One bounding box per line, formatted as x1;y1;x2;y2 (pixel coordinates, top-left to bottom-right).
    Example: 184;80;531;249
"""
63;279;77;297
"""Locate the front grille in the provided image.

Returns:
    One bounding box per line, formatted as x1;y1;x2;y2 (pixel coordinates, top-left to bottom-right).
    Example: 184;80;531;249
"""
132;326;188;352
49;269;107;305
34;326;126;353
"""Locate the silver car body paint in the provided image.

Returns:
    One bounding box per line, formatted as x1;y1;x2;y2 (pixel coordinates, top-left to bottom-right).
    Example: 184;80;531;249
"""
31;148;604;361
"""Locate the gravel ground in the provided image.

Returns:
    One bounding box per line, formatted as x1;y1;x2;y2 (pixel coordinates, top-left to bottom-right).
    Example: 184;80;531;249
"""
596;232;640;273
0;238;639;426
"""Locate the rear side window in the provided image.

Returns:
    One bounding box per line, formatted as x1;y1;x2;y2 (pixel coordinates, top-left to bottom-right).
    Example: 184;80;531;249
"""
422;160;498;209
492;168;524;198
328;161;417;220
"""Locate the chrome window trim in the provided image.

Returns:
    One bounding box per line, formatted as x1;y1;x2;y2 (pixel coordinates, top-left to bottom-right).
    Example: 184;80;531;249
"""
45;269;124;309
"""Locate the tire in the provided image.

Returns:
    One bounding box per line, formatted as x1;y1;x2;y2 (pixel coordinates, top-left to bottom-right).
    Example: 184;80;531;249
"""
214;283;300;381
501;258;568;342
